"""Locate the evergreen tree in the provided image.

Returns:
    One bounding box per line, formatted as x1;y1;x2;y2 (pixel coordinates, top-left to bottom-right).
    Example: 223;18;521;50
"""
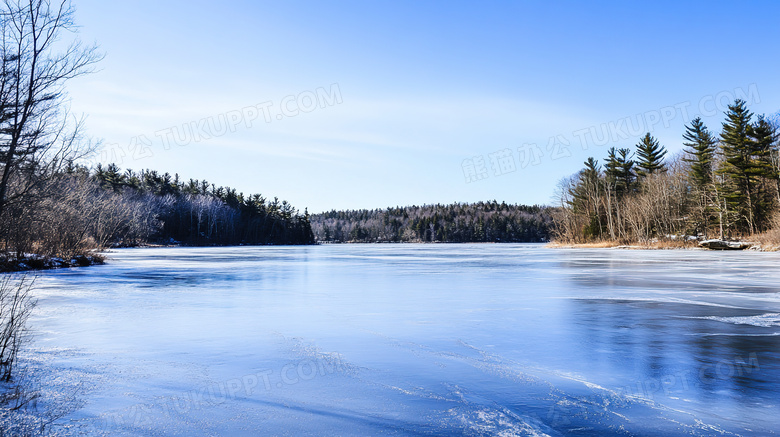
605;147;635;194
94;163;125;191
580;157;601;193
569;157;603;238
747;116;778;226
124;169;141;190
681;118;718;237
635;133;667;178
682;117;717;188
604;148;620;187
749;116;777;171
718;99;760;233
762;115;780;206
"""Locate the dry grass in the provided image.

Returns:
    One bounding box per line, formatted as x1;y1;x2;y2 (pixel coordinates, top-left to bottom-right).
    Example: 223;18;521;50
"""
546;241;622;249
743;212;780;251
548;238;700;250
644;239;701;250
745;230;780;251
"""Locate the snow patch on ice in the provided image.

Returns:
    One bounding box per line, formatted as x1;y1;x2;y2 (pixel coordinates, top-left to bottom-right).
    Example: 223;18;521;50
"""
688;313;780;327
451;406;554;437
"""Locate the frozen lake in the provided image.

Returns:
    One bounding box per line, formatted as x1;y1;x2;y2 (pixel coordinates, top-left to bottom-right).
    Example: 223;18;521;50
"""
11;244;780;435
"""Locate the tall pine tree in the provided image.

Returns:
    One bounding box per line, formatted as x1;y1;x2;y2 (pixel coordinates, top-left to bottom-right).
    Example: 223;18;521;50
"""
682;118;717;188
604;147;635;195
635;133;667;178
569;157;603;238
717;99;767;234
681;117;718;237
747;116;778;226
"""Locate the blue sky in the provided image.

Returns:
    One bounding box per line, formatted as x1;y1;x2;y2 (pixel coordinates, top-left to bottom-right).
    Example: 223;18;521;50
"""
66;0;780;213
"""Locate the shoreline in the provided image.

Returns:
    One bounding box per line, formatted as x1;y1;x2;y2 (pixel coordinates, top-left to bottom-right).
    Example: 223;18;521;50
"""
0;253;105;273
547;242;701;250
547;241;780;252
6;239;776;274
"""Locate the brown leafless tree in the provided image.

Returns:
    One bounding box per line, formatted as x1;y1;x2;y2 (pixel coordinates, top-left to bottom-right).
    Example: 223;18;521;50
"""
0;0;101;222
0;274;35;382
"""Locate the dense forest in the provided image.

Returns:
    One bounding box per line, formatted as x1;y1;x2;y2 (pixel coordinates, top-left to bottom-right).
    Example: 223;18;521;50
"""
554;100;780;245
1;162;314;264
311;202;553;243
91;163;314;246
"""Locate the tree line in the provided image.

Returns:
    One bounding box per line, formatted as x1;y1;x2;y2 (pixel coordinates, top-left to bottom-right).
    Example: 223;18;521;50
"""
311;201;553;243
554;100;780;243
1;162;315;261
92;163;315;246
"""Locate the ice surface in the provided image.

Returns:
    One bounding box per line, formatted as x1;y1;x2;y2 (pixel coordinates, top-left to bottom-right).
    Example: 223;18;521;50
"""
4;244;780;436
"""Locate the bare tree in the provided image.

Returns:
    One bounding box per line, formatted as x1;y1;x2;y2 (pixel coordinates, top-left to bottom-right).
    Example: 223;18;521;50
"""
0;0;101;221
0;274;35;382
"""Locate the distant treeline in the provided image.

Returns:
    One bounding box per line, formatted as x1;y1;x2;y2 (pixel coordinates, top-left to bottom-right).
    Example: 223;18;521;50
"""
311;202;553;243
2;163;314;260
91;164;315;246
554;100;780;243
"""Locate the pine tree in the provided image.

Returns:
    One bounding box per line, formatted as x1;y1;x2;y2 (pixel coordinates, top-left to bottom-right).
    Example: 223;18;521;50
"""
761;115;780;206
97;163;125;191
619;148;635;192
582;157;600;183
605;147;635;194
635;133;667;178
717;99;765;234
747;116;778;227
682;118;717;188
568;159;600;211
680;118;718;237
124;169;141;190
569;157;603;238
749;116;777;171
604;148;621;188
